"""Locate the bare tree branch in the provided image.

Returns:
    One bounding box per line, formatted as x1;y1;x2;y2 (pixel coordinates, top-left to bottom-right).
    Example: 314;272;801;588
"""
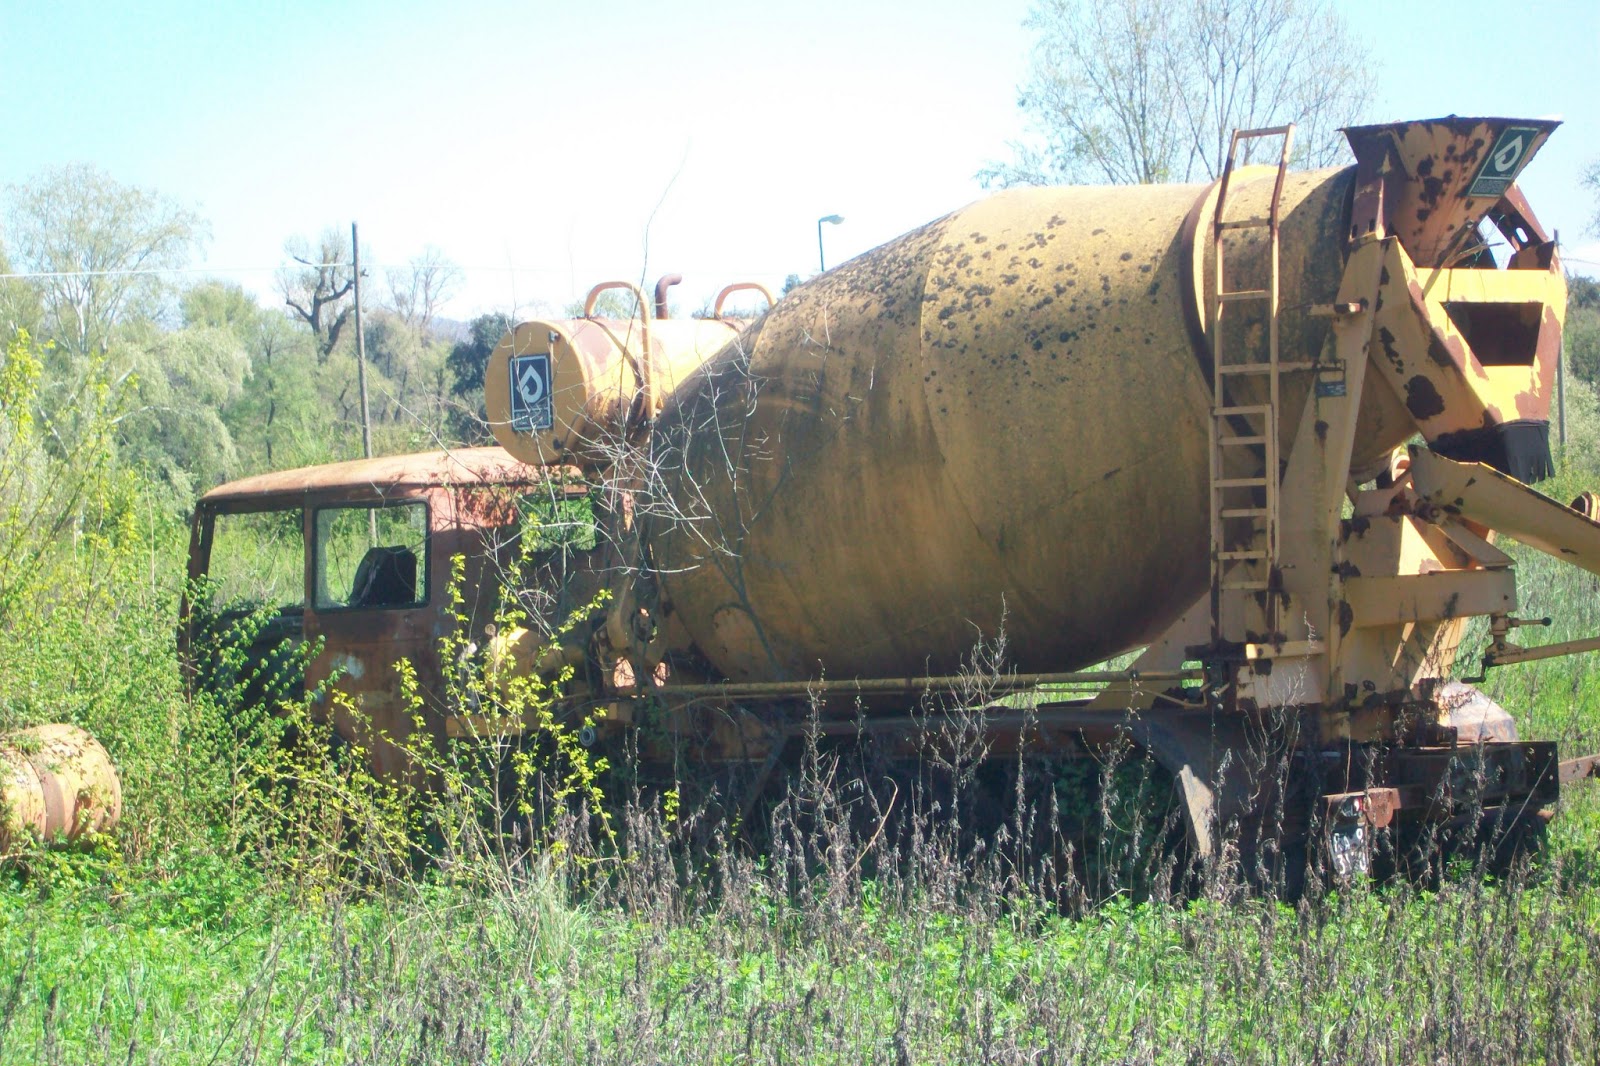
385;246;462;335
982;0;1374;188
278;227;355;363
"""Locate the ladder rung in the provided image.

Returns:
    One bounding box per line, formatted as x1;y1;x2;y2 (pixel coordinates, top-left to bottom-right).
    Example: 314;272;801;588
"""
1215;477;1269;489
1219;550;1269;561
1218;361;1317;375
1218;435;1268;446
1219;289;1271;303
1215;404;1272;417
1234;124;1294;140
1221;580;1271;591
1218;217;1272;231
1220;507;1269;518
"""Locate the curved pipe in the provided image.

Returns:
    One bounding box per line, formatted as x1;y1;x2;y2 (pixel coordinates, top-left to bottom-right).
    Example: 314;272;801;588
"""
653;274;683;320
713;282;776;319
583;280;649;320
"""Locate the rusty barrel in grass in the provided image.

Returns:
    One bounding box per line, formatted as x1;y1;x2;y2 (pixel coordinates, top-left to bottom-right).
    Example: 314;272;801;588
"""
0;724;122;855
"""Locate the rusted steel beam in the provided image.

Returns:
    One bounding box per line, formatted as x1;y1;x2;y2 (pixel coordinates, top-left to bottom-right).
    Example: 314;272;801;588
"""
654;669;1202;701
1560;754;1600;785
784;703;1212;738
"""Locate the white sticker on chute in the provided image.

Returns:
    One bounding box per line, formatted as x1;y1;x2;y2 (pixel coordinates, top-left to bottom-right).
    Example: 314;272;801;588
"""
1467;126;1540;200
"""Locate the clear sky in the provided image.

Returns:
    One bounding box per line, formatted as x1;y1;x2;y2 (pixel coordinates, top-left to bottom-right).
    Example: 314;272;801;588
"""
2;0;1597;321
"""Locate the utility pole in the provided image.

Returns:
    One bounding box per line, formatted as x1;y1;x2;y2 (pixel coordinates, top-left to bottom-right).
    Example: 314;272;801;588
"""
1556;236;1567;456
1557;334;1567;453
351;221;373;461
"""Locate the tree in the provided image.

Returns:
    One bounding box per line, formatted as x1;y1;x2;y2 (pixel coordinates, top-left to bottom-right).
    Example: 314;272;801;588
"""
3;163;204;359
116;316;250;494
385;246;462;336
1586;159;1600;238
278;227;354;363
1568;276;1600;393
445;311;512;444
563;289;644;319
0;241;43;339
179;280;325;475
983;0;1373;187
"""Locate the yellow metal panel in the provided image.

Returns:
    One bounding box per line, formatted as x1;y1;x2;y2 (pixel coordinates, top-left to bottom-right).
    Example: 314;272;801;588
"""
1344;570;1516;628
650;184;1218;680
1410;449;1600;576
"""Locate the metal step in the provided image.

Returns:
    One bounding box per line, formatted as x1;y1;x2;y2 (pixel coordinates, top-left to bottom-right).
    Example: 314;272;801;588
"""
1219;361;1318;375
1215;477;1270;489
1219;435;1268;446
1220;507;1270;518
1218;550;1269;561
1219;289;1271;303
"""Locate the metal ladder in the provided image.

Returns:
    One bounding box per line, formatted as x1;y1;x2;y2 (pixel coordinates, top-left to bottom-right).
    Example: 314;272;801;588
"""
1207;124;1297;643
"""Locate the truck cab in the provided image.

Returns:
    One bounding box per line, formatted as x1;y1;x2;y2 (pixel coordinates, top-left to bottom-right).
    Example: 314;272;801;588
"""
182;446;591;778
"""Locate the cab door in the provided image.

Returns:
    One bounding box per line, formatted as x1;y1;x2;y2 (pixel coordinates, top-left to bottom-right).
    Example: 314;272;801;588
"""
184;501;308;705
302;493;440;781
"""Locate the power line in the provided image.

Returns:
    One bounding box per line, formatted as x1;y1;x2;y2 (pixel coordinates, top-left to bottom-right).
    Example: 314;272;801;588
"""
0;263;348;280
0;262;804;281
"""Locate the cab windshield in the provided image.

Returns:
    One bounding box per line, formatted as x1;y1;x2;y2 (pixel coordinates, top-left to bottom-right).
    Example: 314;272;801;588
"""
313;501;430;610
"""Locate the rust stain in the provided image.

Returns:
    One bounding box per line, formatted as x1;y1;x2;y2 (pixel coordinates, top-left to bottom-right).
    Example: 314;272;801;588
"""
1405;375;1447;419
201;447;543;504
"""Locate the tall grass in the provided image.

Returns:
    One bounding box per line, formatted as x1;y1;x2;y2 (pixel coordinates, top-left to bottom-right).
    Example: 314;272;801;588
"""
2;740;1598;1064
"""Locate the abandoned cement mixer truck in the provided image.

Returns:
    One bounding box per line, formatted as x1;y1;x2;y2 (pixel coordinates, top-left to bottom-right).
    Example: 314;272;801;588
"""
185;116;1600;878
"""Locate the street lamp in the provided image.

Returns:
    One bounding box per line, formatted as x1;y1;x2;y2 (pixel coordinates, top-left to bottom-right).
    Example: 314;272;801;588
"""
817;214;844;273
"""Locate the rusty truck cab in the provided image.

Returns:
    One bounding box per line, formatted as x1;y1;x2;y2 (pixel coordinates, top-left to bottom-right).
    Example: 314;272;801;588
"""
183;446;573;778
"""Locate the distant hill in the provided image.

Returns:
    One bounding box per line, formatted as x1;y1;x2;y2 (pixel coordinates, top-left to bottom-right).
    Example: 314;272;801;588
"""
429;317;471;345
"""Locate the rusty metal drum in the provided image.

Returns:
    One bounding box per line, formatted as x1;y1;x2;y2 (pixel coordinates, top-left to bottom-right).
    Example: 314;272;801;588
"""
0;724;122;854
485;281;764;470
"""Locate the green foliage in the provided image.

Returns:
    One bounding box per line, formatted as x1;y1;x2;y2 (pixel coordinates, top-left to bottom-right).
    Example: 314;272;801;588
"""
0;242;42;340
0;327;252;861
563;289;645;320
445;311;512;444
0;329;135;638
1568;275;1600;400
517;490;598;552
115;319;251;495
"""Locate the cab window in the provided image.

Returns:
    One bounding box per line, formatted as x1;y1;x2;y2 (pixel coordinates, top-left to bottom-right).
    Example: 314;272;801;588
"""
314;502;429;610
204;508;305;613
517;490;598;553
